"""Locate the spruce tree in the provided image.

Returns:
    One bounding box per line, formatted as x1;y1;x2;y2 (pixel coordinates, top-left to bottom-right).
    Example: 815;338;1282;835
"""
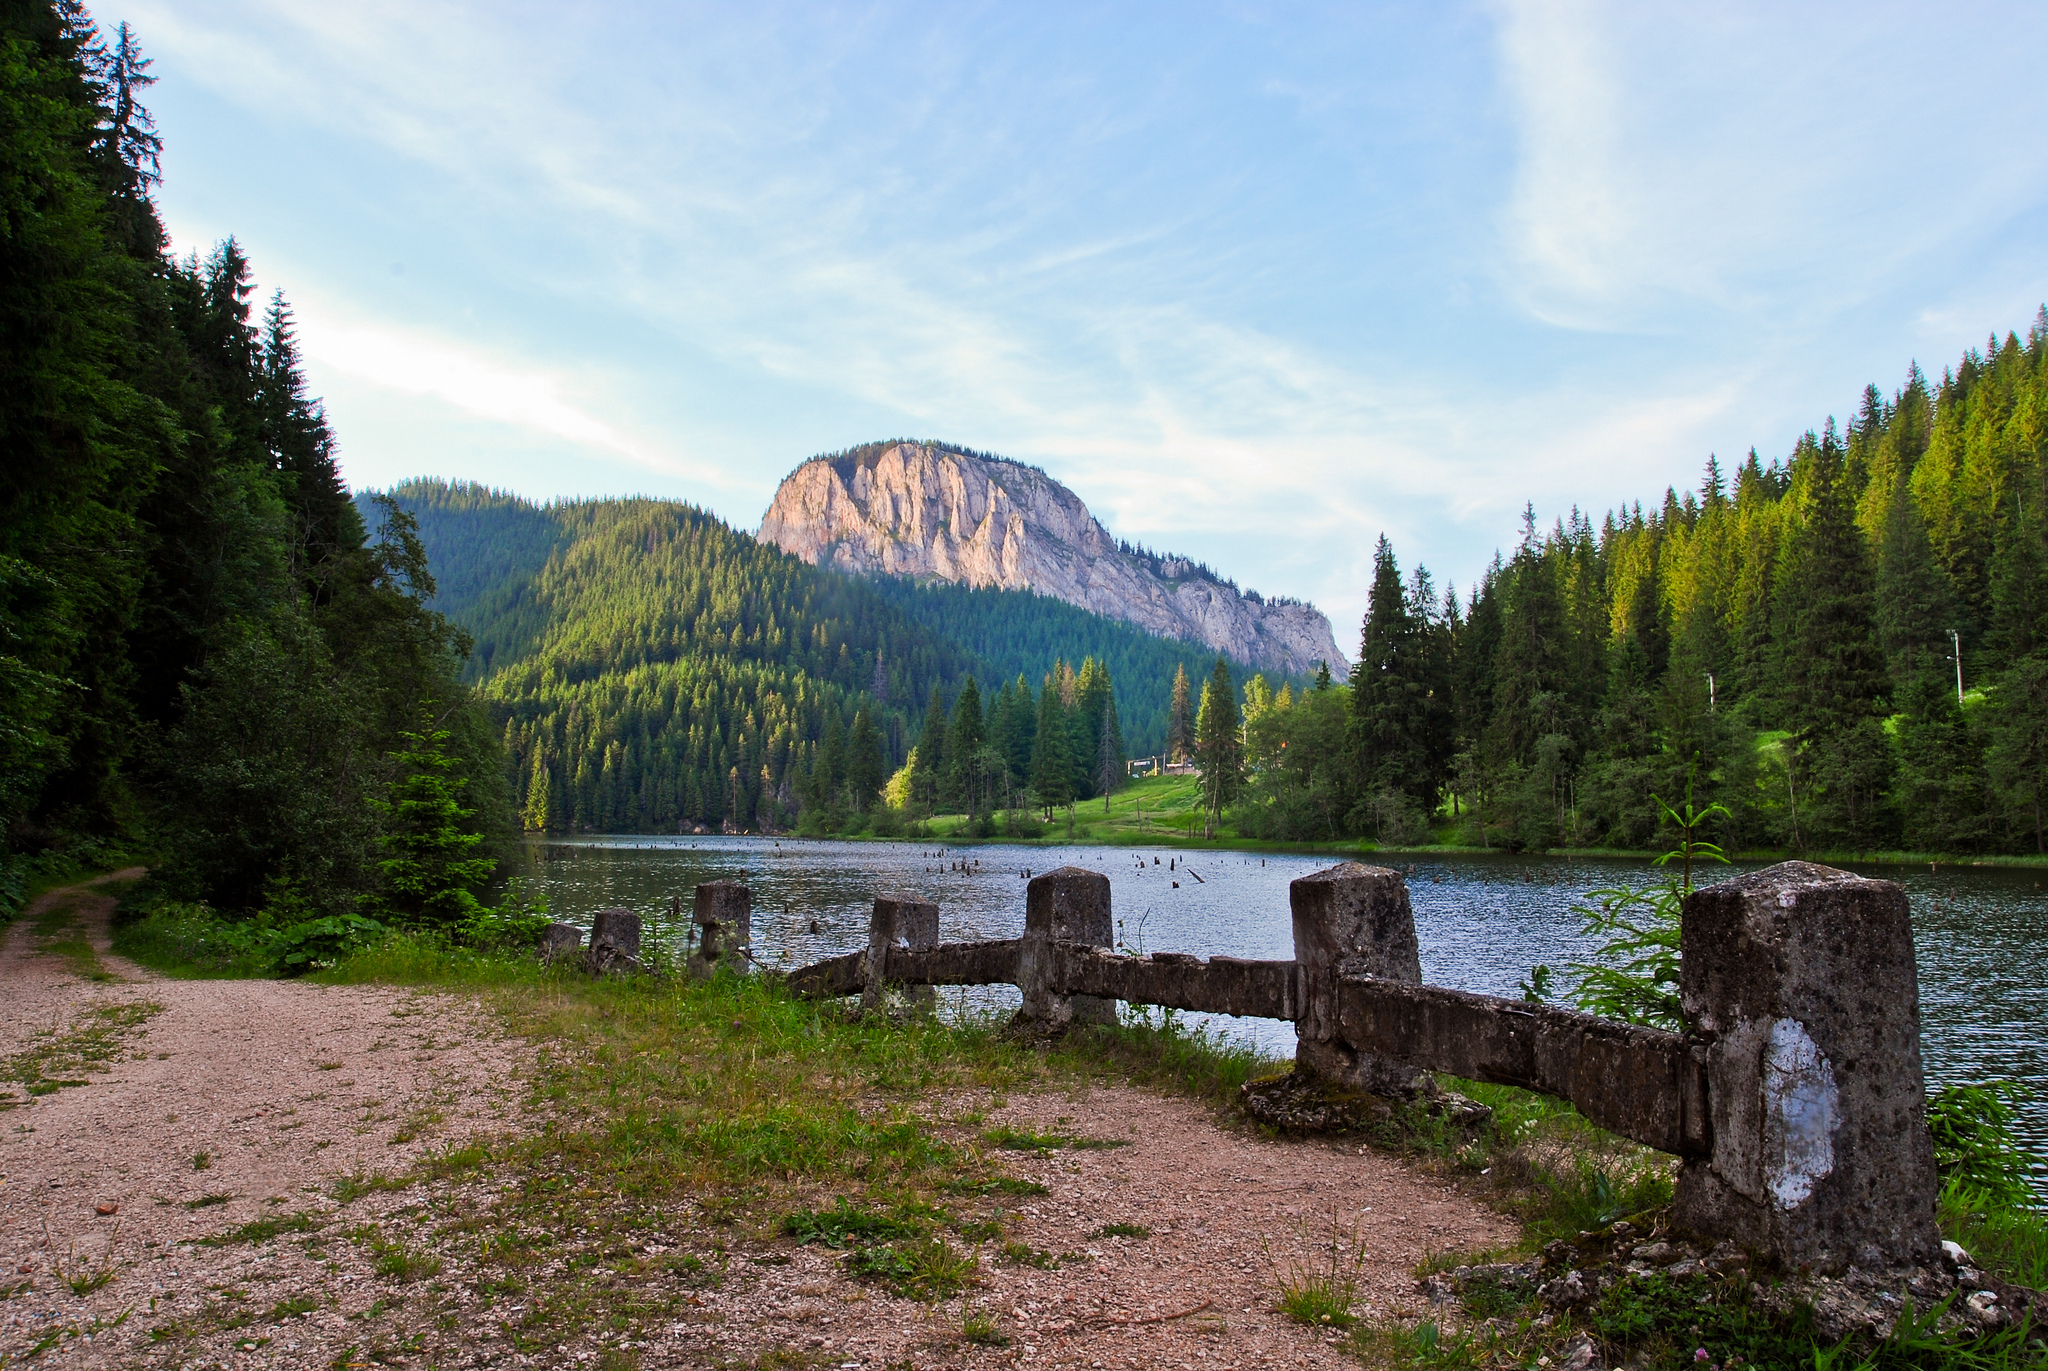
1779;431;1894;850
1874;477;1958;692
1194;658;1242;834
1029;681;1072;815
847;703;884;813
910;685;948;817
1349;536;1435;819
375;705;498;930
947;677;985;821
1166;663;1194;762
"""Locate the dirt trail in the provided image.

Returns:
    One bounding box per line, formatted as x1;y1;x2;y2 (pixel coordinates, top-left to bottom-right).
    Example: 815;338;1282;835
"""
0;873;525;1366
0;876;1514;1369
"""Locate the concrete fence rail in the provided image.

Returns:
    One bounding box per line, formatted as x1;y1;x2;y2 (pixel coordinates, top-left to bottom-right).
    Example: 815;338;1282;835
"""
763;858;1934;1270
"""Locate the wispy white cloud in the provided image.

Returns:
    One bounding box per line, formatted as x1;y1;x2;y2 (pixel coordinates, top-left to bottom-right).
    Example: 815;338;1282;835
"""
120;0;2048;635
303;316;733;488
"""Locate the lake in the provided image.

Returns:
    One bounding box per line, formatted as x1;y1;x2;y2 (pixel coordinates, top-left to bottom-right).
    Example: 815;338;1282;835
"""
523;836;2048;1182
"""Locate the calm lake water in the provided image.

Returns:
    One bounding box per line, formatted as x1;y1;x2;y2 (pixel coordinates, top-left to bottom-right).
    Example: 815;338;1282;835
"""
524;836;2048;1179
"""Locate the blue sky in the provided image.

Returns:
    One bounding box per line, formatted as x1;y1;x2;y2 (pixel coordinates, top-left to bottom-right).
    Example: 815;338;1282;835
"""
123;0;2048;637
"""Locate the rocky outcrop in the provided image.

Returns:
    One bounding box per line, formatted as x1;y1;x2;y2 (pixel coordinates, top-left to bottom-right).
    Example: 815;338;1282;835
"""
757;442;1346;675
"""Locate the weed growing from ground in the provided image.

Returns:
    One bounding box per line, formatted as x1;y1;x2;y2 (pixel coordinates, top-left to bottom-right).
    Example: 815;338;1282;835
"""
1269;1209;1364;1330
962;1304;1010;1346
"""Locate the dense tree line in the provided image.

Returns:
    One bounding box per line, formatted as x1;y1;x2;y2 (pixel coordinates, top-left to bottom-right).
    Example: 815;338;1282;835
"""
1;4;508;929
862;574;1280;757
383;480;985;833
387;481;1249;833
1221;324;2048;855
893;658;1127;836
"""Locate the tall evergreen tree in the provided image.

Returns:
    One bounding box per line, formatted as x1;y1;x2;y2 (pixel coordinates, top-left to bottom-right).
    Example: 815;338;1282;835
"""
1194;658;1242;835
1779;429;1894;850
1349;536;1436;822
1029;679;1072;815
1874;477;1958;692
1165;663;1194;762
846;702;884;813
946;677;986;821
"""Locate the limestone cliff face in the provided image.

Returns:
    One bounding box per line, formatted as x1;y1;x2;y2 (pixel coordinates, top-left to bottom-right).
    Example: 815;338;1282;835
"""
757;442;1346;675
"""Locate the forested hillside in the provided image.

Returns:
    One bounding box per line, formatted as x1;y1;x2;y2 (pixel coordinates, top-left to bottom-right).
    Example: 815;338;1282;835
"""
861;575;1293;756
1232;325;2048;856
376;480;1280;833
1;4;508;931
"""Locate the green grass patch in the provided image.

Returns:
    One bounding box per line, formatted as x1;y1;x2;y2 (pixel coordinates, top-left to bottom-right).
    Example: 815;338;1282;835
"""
201;1212;321;1246
844;1236;980;1301
1089;1222;1150;1239
780;1199;927;1249
1939;1179;2048;1290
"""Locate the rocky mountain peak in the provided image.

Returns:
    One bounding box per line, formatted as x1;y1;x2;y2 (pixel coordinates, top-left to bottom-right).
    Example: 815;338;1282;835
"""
757;440;1346;676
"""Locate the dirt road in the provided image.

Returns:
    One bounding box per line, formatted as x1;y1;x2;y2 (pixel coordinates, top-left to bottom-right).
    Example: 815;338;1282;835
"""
0;875;1513;1369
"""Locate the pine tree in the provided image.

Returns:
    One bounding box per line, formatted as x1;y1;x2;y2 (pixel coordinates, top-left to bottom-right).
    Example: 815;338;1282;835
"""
1001;673;1036;778
1166;663;1194;762
1874;477;1958;692
1194;658;1242;835
1349;537;1438;819
375;705;498;930
910;685;948;817
847;703;884;813
1029;680;1072;815
947;677;985;821
1096;690;1124;810
1780;430;1894;850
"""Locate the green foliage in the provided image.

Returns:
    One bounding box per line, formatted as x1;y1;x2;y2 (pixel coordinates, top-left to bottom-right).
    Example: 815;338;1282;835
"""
865;575;1273;759
1566;788;1728;1031
373;705;498;930
0;10;513;933
1927;1082;2041;1211
1939;1176;2048;1291
780;1200;925;1249
1194;657;1243;831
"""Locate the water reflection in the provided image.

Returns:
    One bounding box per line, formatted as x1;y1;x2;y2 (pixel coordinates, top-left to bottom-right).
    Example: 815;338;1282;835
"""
523;836;2048;1178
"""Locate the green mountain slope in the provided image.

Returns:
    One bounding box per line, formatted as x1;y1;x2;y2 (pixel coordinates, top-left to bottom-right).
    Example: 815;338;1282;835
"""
370;480;978;832
370;480;1293;833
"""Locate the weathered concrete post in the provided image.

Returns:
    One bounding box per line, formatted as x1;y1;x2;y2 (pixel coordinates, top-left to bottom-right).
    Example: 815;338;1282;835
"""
1291;862;1427;1095
540;922;583;965
585;908;642;977
863;892;940;1010
1677;861;1939;1269
688;880;752;979
1015;866;1114;1027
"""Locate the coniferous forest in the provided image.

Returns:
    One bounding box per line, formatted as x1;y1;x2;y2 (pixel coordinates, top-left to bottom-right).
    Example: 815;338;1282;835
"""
1234;340;2048;856
1;4;512;936
378;479;1257;836
6;0;2047;945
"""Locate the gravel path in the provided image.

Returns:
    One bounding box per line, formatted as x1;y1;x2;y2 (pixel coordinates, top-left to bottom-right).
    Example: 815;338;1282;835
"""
0;872;525;1367
0;875;1517;1368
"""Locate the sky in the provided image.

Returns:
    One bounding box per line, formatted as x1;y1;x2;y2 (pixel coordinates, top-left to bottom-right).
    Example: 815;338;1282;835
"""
121;0;2048;637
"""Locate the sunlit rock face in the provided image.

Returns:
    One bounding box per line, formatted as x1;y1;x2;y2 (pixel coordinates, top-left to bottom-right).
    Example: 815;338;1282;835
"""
758;442;1346;676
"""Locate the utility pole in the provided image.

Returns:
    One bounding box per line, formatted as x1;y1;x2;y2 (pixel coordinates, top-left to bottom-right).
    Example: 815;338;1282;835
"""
1948;629;1964;704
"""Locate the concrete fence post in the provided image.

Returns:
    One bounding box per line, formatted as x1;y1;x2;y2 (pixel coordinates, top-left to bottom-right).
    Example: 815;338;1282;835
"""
540;922;583;965
1290;862;1427;1095
864;892;940;1010
585;908;643;977
688;880;752;980
1677;861;1939;1269
1015;866;1114;1027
